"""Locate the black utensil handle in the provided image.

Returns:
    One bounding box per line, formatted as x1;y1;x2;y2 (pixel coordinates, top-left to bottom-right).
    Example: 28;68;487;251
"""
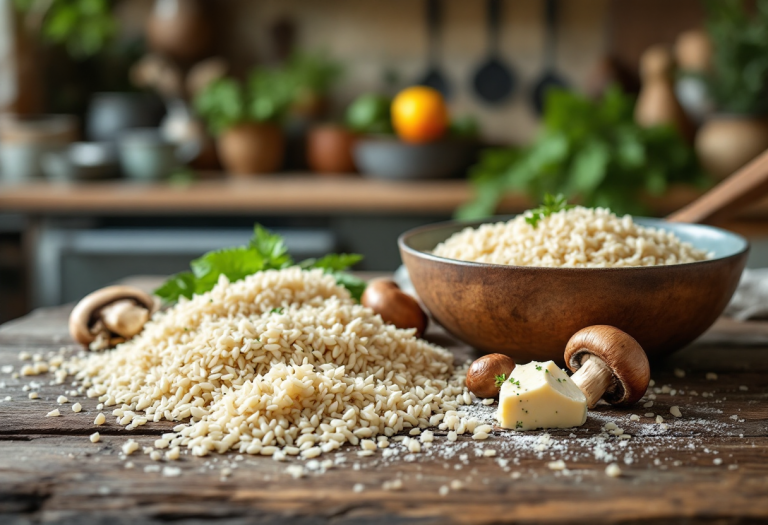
488;0;502;54
426;0;442;64
544;0;559;65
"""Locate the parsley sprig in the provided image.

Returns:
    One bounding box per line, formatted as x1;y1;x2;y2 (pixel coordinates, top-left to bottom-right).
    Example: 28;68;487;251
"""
154;224;366;303
494;374;507;388
524;193;574;228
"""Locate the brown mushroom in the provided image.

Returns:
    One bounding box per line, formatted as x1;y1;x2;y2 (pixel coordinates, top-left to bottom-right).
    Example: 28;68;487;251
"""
361;278;428;337
564;325;651;409
466;354;516;398
69;286;156;351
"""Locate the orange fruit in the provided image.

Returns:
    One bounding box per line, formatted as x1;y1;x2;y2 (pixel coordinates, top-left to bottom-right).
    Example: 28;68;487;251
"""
391;86;448;143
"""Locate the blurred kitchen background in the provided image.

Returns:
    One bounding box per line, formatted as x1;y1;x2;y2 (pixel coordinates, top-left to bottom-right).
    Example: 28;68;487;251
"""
2;0;768;322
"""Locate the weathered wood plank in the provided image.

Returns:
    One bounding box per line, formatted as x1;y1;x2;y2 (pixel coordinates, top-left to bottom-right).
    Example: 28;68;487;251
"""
0;301;767;524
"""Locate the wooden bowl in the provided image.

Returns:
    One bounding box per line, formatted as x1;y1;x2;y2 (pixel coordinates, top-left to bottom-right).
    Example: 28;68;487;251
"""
399;217;749;363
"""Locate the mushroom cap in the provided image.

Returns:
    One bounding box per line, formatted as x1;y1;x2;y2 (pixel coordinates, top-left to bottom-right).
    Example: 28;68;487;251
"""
69;285;156;346
564;325;650;405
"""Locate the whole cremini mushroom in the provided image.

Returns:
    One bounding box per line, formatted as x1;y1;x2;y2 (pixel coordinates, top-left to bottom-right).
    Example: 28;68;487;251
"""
69;285;156;351
361;278;428;337
466;353;516;398
564;325;651;409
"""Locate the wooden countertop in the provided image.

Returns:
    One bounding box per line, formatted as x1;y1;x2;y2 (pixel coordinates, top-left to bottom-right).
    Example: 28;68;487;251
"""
1;294;767;522
4;176;768;221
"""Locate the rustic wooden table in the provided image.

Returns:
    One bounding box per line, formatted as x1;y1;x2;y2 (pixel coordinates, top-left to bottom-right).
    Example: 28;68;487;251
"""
1;303;767;524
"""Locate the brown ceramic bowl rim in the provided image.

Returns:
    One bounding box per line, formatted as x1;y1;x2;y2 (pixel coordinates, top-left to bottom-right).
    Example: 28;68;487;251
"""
398;216;750;272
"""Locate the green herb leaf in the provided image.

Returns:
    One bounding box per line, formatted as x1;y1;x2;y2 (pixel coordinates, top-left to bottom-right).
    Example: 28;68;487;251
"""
494;374;507;388
269;307;285;314
154;272;197;303
154;224;366;304
299;253;363;272
329;272;367;302
524;193;574;228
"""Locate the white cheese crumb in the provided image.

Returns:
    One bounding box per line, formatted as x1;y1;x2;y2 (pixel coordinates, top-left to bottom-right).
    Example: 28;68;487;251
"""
162;466;182;477
72;403;82;413
89;432;100;443
165;447;181;461
28;392;39;400
673;368;685;378
643;401;653;408
438;485;449;496
46;409;61;417
420;430;434;443
670;406;682;418
706;372;718;380
482;398;495;405
548;460;566;470
649;379;655;387
124;461;134;469
94;413;106;425
360;439;377;451
286;465;305;479
644;412;655;418
447;431;457;442
483;449;496;457
605;463;622;477
150;451;162;461
382;479;403;491
450;480;464;490
629;414;640;421
656;415;664;424
713;458;723;466
56;395;68;404
352;483;364;493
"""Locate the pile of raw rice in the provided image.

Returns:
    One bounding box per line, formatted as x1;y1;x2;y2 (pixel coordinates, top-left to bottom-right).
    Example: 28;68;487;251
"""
433;207;710;268
58;268;480;458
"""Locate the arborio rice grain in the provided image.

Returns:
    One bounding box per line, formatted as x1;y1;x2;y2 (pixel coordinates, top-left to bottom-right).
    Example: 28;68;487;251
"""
58;268;476;457
433;207;710;268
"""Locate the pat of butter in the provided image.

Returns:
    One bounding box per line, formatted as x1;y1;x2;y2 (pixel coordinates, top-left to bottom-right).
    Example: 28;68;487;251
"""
497;360;587;431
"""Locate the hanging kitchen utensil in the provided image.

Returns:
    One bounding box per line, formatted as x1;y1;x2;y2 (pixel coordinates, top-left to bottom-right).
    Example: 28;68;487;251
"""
472;0;516;104
418;0;451;99
531;0;569;115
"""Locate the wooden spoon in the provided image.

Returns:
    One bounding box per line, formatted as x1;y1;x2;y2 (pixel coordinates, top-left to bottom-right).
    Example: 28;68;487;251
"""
668;148;768;224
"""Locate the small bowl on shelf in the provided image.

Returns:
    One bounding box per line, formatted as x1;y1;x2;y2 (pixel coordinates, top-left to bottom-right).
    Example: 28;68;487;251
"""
353;136;477;180
42;142;120;182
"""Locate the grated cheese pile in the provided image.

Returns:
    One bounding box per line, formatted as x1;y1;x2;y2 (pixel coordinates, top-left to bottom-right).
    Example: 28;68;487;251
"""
59;268;477;457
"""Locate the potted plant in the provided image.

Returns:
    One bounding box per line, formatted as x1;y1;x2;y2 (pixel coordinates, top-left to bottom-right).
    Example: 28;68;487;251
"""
194;68;293;175
696;0;768;180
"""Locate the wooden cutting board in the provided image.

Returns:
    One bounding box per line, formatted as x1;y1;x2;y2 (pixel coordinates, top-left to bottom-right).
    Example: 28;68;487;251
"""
0;298;767;523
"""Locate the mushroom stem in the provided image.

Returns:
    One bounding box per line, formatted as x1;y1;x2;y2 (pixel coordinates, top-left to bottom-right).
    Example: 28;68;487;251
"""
100;299;150;339
570;354;613;409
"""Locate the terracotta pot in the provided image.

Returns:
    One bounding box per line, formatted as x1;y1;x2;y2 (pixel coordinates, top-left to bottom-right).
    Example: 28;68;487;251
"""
696;114;768;180
307;125;357;174
217;123;284;175
146;0;213;64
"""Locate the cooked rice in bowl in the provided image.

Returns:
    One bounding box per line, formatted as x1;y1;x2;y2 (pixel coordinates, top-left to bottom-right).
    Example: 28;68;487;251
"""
433;207;710;268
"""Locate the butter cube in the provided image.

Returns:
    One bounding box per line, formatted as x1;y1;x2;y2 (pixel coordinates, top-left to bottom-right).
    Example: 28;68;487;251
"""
497;360;587;431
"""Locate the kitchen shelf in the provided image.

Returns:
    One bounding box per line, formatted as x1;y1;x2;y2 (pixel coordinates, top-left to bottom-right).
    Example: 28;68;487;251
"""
3;175;768;227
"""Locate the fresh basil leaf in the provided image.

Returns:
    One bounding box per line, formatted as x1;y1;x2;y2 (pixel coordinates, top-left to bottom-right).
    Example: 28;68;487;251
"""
154;272;196;303
190;246;266;292
330;272;367;302
302;253;363;272
250;224;292;269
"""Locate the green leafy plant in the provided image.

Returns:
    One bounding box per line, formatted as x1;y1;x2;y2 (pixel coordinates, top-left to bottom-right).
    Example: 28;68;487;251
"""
705;0;768;114
14;0;115;59
285;52;343;97
155;225;366;303
194;68;296;135
456;87;708;220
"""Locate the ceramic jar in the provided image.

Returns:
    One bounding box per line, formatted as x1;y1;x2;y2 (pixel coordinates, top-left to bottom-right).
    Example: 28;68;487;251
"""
696;114;768;180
